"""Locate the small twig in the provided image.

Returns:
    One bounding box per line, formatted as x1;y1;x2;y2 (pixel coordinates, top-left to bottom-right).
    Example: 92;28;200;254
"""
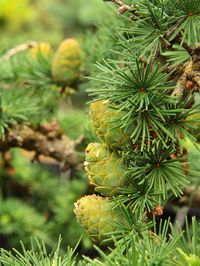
2;41;37;61
110;0;131;14
111;0;128;7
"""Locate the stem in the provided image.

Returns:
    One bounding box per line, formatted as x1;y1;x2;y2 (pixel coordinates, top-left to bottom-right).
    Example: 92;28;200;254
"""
112;0;127;6
0;123;82;169
1;41;37;61
111;0;131;14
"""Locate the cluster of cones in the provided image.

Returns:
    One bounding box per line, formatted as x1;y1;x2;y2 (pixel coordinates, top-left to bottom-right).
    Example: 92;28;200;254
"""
73;98;191;243
74;100;132;244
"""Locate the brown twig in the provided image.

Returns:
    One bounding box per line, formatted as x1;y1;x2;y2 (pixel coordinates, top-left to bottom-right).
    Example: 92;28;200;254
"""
171;45;200;97
111;0;128;7
110;0;131;14
0;123;82;169
2;41;37;61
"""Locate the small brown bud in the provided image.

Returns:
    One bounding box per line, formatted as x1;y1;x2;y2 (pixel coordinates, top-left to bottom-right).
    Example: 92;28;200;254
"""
182;147;188;155
177;131;185;139
118;4;129;14
151;130;157;139
185;80;194;90
170;152;178;159
152;205;163;216
8;166;15;176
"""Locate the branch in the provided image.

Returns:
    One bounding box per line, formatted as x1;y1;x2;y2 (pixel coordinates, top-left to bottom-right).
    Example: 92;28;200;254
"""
111;0;128;6
2;41;37;61
161;47;199;92
0;123;82;169
104;0;132;14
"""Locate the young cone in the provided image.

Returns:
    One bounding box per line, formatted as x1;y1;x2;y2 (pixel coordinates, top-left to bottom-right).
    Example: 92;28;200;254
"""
51;38;81;85
85;143;128;196
30;42;52;59
74;194;122;244
90;100;131;150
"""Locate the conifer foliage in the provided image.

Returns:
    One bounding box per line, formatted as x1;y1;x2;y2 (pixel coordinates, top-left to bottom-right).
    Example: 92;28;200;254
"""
74;0;200;264
0;36;85;251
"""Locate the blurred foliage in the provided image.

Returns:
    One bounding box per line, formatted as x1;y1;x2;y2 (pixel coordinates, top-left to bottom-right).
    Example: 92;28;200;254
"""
0;0;129;74
0;0;60;48
0;39;97;249
0;147;88;250
57;107;96;142
48;0;109;33
0;0;35;31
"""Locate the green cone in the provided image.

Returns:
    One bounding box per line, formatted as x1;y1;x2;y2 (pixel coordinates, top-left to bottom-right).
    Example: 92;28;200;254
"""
74;194;122;244
30;42;52;59
51;38;81;85
90;100;131;150
85;143;128;196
